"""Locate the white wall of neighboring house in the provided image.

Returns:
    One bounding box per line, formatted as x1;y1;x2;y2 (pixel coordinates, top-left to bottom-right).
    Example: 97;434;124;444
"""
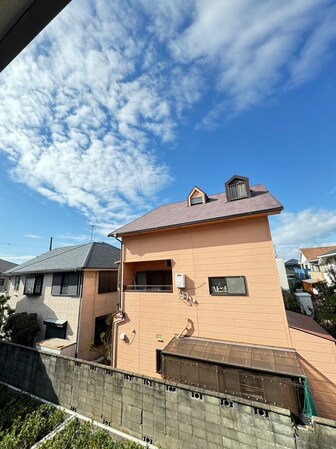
6;274;80;345
295;292;314;316
275;258;289;290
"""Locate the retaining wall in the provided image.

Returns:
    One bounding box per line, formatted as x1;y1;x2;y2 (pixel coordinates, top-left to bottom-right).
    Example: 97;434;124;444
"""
0;341;335;449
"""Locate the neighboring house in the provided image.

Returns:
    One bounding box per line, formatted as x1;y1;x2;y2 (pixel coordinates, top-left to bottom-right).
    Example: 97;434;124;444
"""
299;246;336;282
109;176;336;421
318;248;336;283
0;258;17;293
275;257;289;290
4;242;120;361
284;258;300;284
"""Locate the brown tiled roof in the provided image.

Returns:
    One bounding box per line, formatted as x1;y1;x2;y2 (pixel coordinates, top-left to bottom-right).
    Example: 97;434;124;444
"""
286;311;336;342
111;184;283;236
299;246;336;262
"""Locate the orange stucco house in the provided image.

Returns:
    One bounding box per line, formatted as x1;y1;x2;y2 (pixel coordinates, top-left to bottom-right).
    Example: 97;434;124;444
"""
109;176;336;421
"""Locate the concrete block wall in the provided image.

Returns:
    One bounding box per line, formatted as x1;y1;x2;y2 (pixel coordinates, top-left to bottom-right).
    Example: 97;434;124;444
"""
1;341;336;449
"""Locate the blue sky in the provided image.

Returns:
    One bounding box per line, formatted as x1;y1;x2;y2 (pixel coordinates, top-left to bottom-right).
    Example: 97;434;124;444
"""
0;0;335;264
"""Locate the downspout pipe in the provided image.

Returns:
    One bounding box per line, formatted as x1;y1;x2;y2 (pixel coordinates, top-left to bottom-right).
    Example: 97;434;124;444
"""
110;234;125;368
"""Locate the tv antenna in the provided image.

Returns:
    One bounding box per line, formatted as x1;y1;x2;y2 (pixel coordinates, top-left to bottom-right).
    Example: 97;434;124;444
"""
90;222;96;242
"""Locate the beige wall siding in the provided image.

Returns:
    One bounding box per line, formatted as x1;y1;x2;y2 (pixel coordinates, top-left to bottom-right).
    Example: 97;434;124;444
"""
116;216;291;378
7;274;80;343
77;270;117;361
7;271;118;362
289;327;336;420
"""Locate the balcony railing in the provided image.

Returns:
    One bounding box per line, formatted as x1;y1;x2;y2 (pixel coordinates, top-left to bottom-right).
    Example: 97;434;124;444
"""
125;284;173;292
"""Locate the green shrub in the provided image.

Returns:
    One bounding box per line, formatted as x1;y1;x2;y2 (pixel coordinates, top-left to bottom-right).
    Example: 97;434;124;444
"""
0;385;41;432
0;385;64;448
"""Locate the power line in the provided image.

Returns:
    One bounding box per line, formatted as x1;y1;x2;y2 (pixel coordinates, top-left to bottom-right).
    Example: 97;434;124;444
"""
0;241;47;249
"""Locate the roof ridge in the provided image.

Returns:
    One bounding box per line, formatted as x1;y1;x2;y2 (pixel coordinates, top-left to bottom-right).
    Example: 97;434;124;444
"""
5;243;91;273
82;242;95;268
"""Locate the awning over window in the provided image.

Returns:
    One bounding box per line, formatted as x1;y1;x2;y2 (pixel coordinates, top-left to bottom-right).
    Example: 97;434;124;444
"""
162;337;303;378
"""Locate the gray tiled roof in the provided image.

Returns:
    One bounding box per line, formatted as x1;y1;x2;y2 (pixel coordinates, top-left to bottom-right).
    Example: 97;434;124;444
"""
285;259;299;266
110;184;283;236
4;242;120;275
0;258;17;274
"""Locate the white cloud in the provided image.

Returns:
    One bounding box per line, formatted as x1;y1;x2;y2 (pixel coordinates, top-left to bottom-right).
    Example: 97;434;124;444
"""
0;254;36;264
24;235;41;239
270;209;336;260
169;0;336;120
0;0;335;233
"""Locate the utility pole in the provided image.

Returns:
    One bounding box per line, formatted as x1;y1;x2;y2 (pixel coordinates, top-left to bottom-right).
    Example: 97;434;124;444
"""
49;237;53;251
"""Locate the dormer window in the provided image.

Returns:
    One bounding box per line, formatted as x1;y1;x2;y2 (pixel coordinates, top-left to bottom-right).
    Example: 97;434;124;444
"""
225;176;251;202
190;197;203;205
187;187;208;207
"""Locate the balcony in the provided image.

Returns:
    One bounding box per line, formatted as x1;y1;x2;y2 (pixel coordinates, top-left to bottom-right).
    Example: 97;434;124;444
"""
123;260;173;294
125;284;173;292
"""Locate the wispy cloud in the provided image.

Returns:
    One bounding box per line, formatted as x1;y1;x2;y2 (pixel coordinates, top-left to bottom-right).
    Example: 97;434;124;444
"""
0;0;335;232
0;254;36;264
271;209;336;260
24;234;41;239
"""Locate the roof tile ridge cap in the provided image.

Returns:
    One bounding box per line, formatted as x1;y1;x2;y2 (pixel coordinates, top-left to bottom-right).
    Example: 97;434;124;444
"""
80;242;95;269
6;244;86;273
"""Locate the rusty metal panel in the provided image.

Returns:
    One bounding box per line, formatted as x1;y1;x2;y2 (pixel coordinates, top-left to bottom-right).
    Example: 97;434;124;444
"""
162;353;302;417
162;337;303;377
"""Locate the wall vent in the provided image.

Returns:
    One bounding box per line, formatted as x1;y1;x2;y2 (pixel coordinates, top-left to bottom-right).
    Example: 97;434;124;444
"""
254;408;269;418
220;398;234;408
191;391;203;400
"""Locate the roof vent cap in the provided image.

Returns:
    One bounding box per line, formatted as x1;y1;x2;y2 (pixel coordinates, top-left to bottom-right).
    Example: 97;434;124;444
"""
225;175;251;202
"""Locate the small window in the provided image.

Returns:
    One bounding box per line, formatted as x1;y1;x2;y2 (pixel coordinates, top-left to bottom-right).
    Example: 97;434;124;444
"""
14;276;20;291
0;279;4;286
98;271;118;294
24;275;43;295
190;197;203;205
209;276;247;296
156;349;162;374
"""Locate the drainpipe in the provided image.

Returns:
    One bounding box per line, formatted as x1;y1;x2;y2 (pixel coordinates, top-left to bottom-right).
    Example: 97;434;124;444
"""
111;235;125;368
74;270;83;357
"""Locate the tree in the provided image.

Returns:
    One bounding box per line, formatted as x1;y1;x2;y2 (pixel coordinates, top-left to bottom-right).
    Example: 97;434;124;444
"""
314;269;336;339
3;312;40;347
282;289;301;313
88;314;114;365
0;294;14;338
